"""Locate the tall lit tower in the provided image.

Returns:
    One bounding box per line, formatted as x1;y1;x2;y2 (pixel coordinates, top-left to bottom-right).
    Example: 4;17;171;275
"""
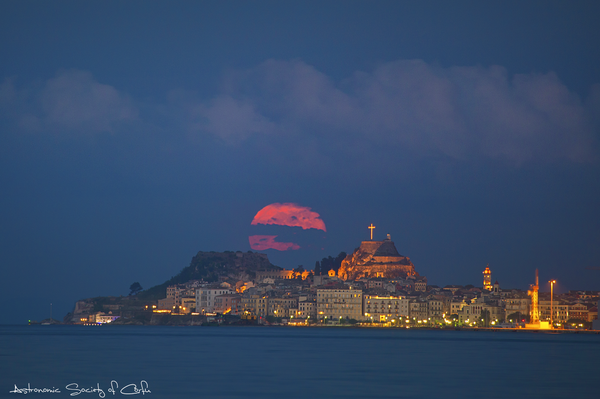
482;265;492;291
528;269;539;324
549;280;556;326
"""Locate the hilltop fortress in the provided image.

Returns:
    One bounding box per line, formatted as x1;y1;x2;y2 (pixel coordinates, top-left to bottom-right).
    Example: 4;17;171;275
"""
337;235;419;281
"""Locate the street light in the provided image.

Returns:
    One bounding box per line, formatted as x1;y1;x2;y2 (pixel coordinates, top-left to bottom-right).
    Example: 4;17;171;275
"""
549;280;556;327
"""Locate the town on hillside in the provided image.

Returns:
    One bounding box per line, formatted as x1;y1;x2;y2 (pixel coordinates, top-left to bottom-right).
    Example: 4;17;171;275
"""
63;231;600;330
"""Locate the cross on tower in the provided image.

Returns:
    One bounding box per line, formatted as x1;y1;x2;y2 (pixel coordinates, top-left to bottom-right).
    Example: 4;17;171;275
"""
368;223;376;240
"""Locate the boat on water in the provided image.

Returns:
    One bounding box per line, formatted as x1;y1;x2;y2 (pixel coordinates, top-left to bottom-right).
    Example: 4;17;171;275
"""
32;303;56;325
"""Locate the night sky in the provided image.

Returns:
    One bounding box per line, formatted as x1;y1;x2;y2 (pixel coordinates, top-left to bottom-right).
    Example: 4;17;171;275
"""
1;1;599;324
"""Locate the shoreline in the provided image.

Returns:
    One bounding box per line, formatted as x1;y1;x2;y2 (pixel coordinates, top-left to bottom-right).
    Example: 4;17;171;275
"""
21;323;600;334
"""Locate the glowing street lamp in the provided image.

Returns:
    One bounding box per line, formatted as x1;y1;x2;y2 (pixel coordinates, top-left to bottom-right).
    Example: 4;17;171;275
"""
549;280;556;326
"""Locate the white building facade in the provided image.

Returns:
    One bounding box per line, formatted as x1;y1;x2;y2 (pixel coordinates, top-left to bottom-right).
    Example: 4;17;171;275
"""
195;288;233;313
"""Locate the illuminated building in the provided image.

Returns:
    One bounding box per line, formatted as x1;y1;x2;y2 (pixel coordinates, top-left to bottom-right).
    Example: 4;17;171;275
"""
238;295;301;320
482;265;492;291
167;285;181;304
450;300;467;315
88;312;120;324
410;301;428;321
296;300;317;319
568;301;589;321
587;306;597;323
365;278;385;289
239;295;264;318
457;303;503;326
484;304;504;325
313;273;340;286
317;288;363;321
427;296;451;320
255;270;295;282
256;296;268;317
540;298;569;323
458;303;481;324
504;294;530;322
166;283;199;307
179;297;196;314
214;294;241;315
363;295;410;321
195;288;233;314
414;276;427;292
337;234;419;281
492;281;500;294
157;297;177;310
268;297;298;318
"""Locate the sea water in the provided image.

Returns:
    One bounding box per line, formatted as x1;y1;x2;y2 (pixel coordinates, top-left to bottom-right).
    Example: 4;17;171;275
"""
1;325;598;399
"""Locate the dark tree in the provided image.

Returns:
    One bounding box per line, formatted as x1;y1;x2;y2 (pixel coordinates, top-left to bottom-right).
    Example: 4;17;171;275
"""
314;261;321;276
293;265;304;279
317;252;347;275
321;256;334;274
479;309;491;327
129;282;143;296
506;312;523;323
334;252;347;273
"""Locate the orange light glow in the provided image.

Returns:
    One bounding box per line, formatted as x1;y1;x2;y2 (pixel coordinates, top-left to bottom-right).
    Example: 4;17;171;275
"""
251;203;326;231
249;235;300;251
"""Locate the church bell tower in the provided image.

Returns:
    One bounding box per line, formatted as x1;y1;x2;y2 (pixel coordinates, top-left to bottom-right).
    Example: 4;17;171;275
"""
483;265;492;291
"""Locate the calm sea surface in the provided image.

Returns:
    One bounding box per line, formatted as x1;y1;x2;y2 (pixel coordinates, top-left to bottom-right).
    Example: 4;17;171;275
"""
0;325;598;399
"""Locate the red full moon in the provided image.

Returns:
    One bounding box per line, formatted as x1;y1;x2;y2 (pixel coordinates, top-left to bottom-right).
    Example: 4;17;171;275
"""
249;203;326;251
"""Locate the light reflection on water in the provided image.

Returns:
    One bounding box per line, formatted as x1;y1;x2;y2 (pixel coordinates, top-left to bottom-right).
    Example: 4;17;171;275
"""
1;325;598;399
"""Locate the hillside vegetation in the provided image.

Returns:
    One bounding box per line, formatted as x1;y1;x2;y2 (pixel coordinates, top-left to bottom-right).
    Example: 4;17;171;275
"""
133;250;279;301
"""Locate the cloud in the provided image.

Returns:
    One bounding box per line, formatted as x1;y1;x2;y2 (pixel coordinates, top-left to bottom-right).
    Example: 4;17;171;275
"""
2;61;598;165
251;202;326;231
248;235;300;251
1;70;137;134
41;70;137;132
193;59;599;164
188;95;275;144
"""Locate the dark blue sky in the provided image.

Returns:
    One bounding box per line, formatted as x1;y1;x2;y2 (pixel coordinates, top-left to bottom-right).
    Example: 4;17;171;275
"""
1;1;599;324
